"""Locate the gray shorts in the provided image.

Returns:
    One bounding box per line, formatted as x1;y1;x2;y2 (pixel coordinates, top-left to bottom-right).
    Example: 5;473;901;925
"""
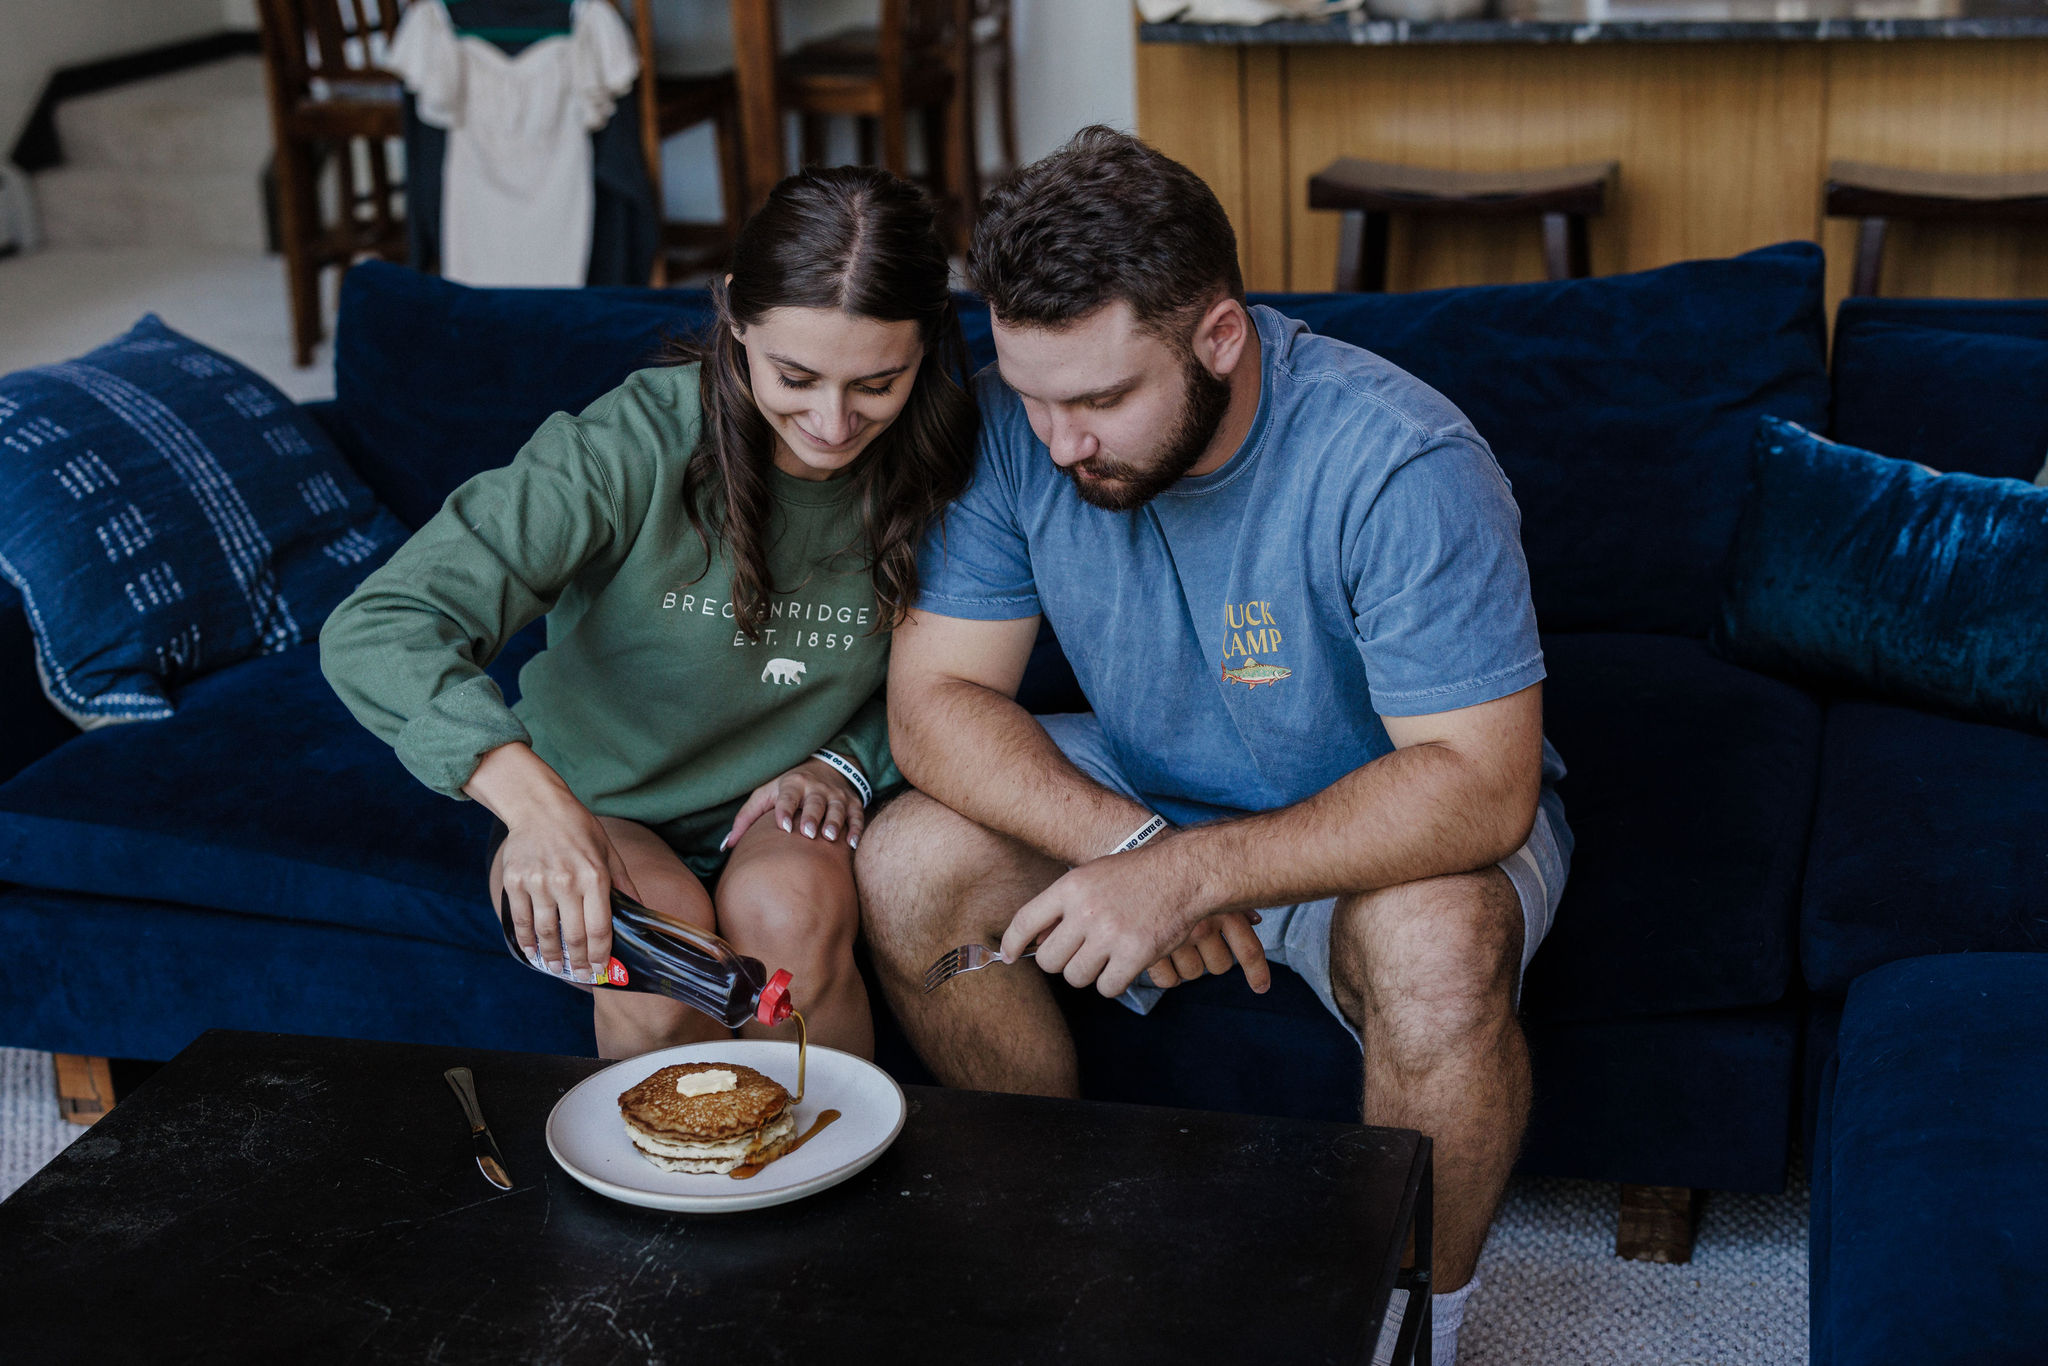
1038;712;1572;1045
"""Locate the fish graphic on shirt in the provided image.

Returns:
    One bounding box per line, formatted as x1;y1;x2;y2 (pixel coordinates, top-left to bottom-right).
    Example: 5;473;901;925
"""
1222;658;1292;688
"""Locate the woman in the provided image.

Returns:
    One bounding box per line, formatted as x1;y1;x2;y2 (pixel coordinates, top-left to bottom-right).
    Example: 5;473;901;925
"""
321;166;975;1060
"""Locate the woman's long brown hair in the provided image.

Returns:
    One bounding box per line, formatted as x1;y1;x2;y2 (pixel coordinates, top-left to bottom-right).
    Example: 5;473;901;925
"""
672;165;977;642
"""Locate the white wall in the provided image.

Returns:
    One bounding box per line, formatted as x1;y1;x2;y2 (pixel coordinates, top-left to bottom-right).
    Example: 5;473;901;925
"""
0;0;227;157
222;0;258;29
1012;0;1136;162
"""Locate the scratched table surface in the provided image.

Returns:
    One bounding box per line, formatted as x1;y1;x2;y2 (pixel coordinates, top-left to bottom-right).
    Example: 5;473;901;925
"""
0;1029;1427;1365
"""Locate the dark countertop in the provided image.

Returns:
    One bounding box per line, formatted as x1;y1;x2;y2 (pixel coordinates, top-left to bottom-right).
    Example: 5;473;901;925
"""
1141;0;2048;45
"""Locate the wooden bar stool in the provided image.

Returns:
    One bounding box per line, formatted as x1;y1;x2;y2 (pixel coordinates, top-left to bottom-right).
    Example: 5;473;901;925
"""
624;0;744;285
1307;158;1619;292
1825;159;2048;297
254;0;410;367
778;0;976;247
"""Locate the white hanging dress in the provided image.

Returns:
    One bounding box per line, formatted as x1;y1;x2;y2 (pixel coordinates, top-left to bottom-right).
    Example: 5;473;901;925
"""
389;0;639;287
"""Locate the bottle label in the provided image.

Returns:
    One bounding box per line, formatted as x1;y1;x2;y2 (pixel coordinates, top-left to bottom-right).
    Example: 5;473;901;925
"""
606;957;629;987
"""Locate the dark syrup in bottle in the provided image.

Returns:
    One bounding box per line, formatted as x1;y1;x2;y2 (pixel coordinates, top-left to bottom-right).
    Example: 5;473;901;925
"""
498;889;793;1029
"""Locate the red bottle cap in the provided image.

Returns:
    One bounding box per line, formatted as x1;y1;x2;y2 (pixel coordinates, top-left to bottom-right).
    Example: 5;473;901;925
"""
756;969;794;1026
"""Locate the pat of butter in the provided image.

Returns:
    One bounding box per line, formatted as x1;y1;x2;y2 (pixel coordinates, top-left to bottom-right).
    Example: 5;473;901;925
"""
675;1069;738;1097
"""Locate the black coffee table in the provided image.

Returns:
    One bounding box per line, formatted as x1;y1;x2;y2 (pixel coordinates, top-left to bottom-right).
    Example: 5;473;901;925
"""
0;1030;1431;1364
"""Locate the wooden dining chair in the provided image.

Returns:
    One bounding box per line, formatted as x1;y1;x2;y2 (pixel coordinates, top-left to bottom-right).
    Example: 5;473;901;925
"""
778;0;976;247
622;0;745;286
254;0;411;366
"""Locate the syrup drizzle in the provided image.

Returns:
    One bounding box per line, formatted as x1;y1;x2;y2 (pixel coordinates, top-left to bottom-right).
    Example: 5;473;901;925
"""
791;1007;807;1104
729;1109;841;1179
727;1007;818;1180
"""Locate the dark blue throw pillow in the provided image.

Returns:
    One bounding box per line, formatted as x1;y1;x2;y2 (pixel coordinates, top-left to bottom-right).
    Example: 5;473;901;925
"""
1830;320;2048;483
1713;416;2048;736
0;316;407;725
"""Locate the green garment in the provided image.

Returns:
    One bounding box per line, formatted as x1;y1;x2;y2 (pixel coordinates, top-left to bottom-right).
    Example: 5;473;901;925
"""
320;363;897;863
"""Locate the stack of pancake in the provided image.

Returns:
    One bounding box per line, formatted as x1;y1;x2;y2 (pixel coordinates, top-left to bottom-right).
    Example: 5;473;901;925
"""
618;1062;797;1174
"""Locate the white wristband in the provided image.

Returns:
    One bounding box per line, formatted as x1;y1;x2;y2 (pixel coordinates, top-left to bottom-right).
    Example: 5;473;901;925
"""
809;749;872;807
1109;813;1168;855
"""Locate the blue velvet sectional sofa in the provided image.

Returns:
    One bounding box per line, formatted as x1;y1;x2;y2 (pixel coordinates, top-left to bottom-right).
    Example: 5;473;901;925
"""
1;246;2039;1243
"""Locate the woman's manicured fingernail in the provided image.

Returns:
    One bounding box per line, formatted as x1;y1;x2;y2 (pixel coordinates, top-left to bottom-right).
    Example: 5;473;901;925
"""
804;821;817;838
1248;911;1264;925
523;947;542;969
780;816;792;832
718;833;731;851
823;825;837;840
850;834;859;849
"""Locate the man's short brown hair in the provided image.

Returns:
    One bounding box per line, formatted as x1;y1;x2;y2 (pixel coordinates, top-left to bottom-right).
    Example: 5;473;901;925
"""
967;126;1244;342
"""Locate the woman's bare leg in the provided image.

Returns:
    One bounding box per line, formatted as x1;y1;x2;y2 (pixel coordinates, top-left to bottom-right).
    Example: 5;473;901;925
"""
715;814;871;1059
493;816;727;1059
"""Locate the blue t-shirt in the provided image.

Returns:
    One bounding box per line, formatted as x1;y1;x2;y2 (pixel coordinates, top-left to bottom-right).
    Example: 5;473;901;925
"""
917;305;1559;827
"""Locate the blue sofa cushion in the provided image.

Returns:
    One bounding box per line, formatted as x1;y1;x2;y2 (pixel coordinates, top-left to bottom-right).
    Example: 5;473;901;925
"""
332;250;1831;638
894;956;1799;1191
0;622;546;949
1800;701;2048;996
1812;954;2048;1366
0;594;75;784
1716;417;2048;736
1831;320;2048;483
1520;633;1819;1020
334;265;721;528
0;317;407;724
332;263;1004;529
1265;242;1831;637
0;885;593;1062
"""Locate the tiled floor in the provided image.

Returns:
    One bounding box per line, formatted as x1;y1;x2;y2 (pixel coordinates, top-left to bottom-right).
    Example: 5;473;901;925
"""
0;245;333;399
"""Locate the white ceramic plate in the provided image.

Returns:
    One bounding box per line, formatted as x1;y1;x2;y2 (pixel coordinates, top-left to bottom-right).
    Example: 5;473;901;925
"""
545;1038;907;1213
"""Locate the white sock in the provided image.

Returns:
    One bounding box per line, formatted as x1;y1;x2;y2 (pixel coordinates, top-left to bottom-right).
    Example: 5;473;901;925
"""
1369;1277;1479;1366
1432;1277;1478;1366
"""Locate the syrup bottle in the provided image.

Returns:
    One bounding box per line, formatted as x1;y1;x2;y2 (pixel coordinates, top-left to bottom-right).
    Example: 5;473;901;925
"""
497;890;793;1029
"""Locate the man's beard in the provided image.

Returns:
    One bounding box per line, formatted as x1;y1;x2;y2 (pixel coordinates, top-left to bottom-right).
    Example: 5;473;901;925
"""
1065;353;1232;512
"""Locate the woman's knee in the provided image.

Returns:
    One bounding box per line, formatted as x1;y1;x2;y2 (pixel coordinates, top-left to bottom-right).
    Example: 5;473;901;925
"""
717;846;860;956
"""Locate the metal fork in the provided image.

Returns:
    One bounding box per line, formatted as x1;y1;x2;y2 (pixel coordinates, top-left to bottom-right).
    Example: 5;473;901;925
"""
922;943;1036;993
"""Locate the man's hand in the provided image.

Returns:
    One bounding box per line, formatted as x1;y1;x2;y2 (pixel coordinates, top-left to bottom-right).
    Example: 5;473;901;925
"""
1143;910;1270;992
999;848;1271;998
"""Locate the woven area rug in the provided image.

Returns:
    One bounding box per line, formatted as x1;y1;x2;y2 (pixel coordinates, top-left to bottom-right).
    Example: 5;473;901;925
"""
1463;1170;1809;1364
1;1049;84;1202
0;1048;1806;1361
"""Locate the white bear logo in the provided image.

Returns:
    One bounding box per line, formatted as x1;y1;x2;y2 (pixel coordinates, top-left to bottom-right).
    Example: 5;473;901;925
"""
761;658;807;685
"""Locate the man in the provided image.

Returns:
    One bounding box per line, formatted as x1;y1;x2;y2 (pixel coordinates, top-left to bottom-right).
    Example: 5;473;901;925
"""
854;127;1571;1366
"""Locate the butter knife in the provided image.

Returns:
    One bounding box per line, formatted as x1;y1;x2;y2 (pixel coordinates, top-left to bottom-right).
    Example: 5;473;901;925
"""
443;1066;513;1190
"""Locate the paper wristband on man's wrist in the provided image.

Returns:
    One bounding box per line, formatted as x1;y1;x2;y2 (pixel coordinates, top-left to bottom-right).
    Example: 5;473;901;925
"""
809;750;872;807
1110;813;1168;855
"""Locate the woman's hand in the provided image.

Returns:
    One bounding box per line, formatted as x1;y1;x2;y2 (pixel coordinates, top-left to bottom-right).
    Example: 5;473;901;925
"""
469;742;641;984
496;803;642;983
724;757;865;851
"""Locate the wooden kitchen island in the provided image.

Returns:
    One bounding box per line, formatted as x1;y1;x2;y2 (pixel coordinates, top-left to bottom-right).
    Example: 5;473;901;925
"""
1137;2;2048;310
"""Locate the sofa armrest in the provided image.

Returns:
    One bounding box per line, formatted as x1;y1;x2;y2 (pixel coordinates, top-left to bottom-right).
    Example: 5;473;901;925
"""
0;593;78;783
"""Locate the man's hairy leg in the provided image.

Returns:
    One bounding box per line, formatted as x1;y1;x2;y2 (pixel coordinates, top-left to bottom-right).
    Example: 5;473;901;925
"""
1332;868;1528;1292
856;791;1079;1098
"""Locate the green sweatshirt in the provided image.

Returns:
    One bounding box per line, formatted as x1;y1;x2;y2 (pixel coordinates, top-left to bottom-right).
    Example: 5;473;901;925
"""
320;363;898;863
